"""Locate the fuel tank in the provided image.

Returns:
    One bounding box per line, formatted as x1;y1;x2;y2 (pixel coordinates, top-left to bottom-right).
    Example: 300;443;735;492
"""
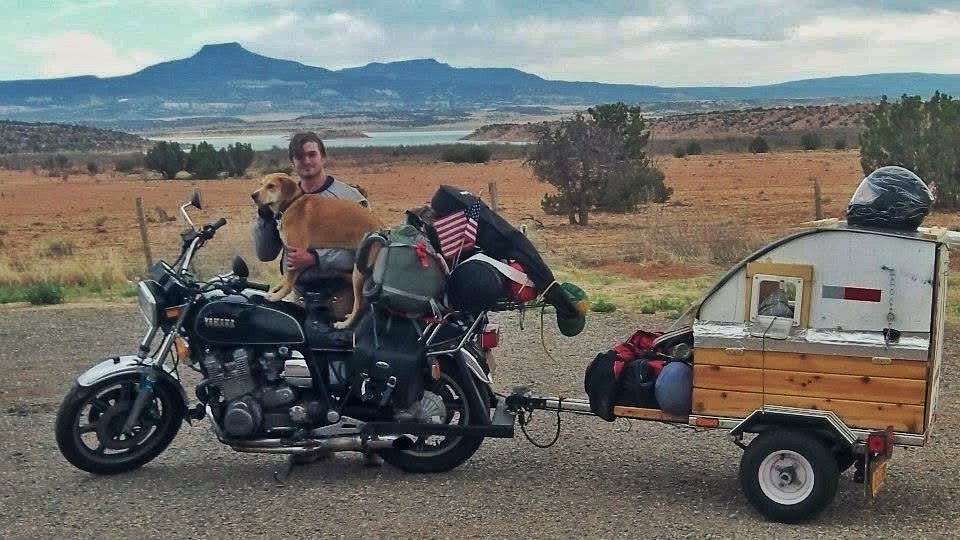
193;295;305;345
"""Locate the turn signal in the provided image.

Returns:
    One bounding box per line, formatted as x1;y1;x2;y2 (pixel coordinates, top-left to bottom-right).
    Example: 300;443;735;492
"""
165;306;183;319
174;336;190;360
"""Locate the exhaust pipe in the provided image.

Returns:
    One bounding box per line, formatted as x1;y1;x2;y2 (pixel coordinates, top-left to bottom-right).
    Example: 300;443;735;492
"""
229;435;401;455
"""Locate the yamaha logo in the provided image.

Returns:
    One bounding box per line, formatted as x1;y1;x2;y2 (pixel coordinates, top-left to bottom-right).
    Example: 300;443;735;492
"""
203;317;236;329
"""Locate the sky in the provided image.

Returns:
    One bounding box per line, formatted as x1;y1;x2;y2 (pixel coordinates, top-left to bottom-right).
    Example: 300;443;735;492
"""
3;1;959;86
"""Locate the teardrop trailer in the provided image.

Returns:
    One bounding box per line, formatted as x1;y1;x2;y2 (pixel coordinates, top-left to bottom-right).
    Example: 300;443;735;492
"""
498;219;954;523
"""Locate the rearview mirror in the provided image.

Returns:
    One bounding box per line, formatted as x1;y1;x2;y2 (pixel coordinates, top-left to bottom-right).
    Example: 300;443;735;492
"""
232;256;249;279
190;190;203;210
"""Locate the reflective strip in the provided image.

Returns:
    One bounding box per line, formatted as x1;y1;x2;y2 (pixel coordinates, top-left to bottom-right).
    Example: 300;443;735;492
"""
823;285;882;302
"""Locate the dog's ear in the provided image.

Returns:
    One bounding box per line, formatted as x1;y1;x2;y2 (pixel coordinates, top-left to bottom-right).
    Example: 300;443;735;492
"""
279;174;299;202
406;204;435;226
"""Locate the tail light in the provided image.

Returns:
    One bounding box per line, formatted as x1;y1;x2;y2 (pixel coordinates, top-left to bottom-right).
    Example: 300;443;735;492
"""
867;428;894;457
481;324;500;351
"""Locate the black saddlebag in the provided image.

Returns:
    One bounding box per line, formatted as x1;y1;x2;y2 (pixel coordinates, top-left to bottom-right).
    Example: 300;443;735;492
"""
352;308;426;409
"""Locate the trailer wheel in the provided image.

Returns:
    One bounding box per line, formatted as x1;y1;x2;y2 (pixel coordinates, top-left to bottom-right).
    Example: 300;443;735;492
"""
739;430;839;523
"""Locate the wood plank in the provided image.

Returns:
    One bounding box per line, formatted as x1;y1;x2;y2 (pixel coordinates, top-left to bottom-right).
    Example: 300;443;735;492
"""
692;387;762;417
691;388;925;433
693;364;927;405
612;406;687;422
695;348;928;380
693;364;763;393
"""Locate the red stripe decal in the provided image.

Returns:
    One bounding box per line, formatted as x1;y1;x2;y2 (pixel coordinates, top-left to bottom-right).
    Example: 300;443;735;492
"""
842;287;882;302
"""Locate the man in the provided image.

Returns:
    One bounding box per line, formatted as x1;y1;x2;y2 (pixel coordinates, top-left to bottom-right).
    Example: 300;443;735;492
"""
253;132;370;305
253;132;380;467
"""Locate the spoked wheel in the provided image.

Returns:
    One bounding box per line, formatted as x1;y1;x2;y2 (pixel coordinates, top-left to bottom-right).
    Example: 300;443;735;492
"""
55;375;183;475
739;430;839;523
378;369;484;473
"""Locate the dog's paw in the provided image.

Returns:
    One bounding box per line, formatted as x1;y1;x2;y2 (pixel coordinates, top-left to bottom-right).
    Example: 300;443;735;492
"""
333;317;354;330
265;292;284;302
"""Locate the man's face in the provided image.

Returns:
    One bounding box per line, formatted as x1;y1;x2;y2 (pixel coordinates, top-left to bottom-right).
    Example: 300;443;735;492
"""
292;141;325;180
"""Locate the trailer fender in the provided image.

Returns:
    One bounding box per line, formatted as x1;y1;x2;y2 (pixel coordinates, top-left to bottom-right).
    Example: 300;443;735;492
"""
729;405;857;451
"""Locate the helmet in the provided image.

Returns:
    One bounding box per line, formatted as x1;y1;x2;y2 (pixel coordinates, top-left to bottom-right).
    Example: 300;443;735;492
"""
847;166;933;230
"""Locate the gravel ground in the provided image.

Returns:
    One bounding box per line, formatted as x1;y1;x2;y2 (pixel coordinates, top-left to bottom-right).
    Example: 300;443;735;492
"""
0;303;958;539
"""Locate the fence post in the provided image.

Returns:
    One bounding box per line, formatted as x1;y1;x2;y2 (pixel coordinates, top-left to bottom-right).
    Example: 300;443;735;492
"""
488;181;499;212
813;178;823;220
135;197;152;273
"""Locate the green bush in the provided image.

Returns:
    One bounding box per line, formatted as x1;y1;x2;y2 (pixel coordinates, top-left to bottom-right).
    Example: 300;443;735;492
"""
25;282;64;305
640;299;657;314
800;132;822;150
749;136;769;154
833;138;847;150
672;146;686;158
115;155;143;173
440;144;491;163
145;141;187;179
186;141;222;179
590;296;617;313
686;141;703;155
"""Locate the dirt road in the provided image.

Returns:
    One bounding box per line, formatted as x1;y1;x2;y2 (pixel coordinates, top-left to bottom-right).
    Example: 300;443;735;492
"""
1;304;958;538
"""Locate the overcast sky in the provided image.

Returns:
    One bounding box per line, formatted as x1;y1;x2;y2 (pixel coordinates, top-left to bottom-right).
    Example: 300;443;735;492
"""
4;1;959;86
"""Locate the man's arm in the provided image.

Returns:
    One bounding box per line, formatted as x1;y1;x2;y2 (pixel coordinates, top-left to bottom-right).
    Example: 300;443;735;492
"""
251;211;282;262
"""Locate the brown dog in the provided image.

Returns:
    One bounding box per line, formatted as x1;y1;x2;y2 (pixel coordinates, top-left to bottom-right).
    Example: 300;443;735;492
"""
251;173;383;327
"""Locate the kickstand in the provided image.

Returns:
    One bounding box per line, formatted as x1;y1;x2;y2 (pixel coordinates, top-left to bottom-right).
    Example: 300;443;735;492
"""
273;454;296;486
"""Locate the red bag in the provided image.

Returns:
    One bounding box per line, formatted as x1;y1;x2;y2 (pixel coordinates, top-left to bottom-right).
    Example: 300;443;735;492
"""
611;329;665;377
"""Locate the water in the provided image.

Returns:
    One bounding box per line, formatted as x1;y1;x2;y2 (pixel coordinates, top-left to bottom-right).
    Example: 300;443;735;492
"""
151;129;485;150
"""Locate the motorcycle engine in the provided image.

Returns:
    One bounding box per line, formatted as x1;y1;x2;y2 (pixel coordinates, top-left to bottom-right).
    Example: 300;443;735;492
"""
201;347;322;438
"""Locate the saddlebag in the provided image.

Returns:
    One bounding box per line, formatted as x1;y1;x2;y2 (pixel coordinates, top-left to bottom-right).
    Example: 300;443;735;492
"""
352;308;426;409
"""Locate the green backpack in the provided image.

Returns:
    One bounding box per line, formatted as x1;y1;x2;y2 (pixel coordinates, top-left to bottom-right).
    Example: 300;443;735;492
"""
357;224;447;317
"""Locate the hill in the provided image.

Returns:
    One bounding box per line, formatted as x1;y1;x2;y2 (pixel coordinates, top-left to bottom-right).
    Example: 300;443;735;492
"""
1;43;958;124
0;121;148;154
464;102;873;145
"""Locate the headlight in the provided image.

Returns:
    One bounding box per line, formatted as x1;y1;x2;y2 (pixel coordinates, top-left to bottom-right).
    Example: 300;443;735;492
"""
137;281;161;327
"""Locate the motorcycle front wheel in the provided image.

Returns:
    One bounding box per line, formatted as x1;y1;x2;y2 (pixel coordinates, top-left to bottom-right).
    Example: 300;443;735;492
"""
377;362;485;473
55;374;183;475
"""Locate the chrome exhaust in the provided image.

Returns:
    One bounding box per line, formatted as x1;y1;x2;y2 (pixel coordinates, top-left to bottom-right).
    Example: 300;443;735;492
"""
229;435;400;455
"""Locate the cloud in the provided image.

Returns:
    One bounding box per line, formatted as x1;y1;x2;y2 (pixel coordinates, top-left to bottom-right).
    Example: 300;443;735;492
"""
18;31;162;78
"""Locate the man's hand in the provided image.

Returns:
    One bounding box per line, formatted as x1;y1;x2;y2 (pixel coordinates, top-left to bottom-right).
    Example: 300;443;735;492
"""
285;247;317;272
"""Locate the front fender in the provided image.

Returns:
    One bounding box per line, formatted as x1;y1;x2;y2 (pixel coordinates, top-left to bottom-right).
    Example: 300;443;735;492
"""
77;355;188;408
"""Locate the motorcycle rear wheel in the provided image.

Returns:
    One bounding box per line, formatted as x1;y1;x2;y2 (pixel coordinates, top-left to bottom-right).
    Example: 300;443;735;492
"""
377;365;484;473
55;374;182;475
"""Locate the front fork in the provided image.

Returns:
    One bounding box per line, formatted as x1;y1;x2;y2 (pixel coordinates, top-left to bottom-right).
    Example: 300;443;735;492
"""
122;310;190;434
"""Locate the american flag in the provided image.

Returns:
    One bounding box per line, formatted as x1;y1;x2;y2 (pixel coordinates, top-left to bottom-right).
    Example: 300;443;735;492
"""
434;201;481;261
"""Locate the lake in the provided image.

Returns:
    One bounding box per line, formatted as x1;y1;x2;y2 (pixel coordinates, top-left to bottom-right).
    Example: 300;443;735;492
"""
152;130;484;150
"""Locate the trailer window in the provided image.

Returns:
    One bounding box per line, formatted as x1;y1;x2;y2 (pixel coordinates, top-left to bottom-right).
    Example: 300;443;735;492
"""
750;274;804;326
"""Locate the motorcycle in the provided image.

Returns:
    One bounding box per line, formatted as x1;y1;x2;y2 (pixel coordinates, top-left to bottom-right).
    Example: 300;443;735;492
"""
55;191;515;477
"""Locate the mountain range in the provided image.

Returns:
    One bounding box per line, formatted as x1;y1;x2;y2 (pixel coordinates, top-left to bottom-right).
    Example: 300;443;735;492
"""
2;42;959;124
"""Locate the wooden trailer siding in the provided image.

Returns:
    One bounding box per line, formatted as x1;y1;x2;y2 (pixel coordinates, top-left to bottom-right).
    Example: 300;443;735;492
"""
696;348;927;380
691;388;925;432
693;364;926;405
691;347;929;433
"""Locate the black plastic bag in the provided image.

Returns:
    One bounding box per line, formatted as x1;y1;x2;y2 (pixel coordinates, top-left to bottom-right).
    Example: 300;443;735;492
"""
846;166;934;230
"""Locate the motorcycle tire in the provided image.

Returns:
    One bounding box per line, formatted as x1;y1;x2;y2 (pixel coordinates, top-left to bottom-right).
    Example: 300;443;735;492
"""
55;374;183;475
377;358;485;473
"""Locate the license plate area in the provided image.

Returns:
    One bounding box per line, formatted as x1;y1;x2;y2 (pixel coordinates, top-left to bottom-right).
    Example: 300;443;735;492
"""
867;454;890;497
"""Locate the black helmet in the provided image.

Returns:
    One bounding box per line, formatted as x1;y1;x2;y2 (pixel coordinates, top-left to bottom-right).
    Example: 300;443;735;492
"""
846;166;933;230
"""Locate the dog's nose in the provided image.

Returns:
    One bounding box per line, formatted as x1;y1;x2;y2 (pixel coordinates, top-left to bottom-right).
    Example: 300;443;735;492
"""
250;192;258;202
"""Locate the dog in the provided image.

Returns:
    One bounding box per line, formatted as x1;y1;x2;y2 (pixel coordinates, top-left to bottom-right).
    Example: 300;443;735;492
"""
251;173;383;328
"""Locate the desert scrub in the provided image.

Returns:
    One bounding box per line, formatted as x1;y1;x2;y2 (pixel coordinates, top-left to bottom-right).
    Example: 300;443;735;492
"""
24;281;64;305
38;237;75;258
590;296;617;313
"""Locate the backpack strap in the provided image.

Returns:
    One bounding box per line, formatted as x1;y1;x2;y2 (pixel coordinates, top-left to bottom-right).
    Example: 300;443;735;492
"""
463;253;534;287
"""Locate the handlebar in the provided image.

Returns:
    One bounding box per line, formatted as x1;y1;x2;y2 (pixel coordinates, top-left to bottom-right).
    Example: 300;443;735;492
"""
243;280;271;292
